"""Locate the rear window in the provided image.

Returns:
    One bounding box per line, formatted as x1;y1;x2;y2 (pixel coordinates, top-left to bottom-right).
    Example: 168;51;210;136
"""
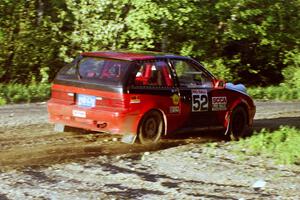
58;57;130;85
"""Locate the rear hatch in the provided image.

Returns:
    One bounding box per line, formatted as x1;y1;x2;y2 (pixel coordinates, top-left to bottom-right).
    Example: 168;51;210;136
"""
51;56;132;110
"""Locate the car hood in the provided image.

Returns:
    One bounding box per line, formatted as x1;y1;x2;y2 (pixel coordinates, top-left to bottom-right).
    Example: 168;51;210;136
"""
225;83;247;94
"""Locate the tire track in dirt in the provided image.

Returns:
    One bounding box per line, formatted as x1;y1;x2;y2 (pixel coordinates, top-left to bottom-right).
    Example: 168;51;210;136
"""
0;122;215;170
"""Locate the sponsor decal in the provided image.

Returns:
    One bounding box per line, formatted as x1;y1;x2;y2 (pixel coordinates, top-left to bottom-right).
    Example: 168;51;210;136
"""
171;94;180;105
169;106;180;113
130;96;141;104
192;89;208;112
212;96;227;111
72;110;86;118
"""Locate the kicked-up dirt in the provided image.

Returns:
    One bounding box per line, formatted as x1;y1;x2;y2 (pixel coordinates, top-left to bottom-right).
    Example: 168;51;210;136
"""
0;101;299;199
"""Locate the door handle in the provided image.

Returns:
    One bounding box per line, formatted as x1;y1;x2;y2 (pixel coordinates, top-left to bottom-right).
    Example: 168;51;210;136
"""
182;96;190;101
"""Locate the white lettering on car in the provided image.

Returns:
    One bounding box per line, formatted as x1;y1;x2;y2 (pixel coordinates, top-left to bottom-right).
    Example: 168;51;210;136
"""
169;106;180;113
212;96;227;111
72;110;86;118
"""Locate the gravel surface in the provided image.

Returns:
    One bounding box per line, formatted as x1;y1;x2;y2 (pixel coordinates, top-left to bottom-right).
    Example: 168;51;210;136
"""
0;101;299;199
255;101;300;119
0;102;48;127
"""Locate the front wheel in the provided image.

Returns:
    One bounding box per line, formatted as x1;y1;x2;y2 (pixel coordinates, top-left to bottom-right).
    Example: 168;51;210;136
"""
229;106;249;140
138;110;164;144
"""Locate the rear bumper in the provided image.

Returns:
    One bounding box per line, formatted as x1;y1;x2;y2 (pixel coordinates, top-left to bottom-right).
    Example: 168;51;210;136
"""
47;100;139;135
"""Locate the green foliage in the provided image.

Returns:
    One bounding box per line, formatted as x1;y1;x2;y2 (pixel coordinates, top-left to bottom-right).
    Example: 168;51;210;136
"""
57;0;130;62
248;86;300;100
248;49;300;100
235;126;300;165
163;0;300;85
281;49;300;88
0;97;6;106
202;58;240;82
0;0;64;82
0;84;7;105
0;0;299;86
0;82;50;104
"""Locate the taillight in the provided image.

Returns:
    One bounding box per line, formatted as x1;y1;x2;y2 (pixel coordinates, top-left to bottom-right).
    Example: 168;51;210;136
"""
51;90;74;101
111;98;125;107
95;97;125;108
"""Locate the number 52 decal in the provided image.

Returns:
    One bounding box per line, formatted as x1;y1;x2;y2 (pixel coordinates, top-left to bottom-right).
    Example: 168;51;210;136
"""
192;89;208;112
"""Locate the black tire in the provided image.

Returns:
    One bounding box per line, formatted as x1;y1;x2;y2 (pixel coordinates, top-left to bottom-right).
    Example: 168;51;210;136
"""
138;110;164;144
229;106;249;140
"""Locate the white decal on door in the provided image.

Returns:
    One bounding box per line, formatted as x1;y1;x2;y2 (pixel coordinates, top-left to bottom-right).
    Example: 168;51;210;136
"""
212;96;227;111
192;89;208;112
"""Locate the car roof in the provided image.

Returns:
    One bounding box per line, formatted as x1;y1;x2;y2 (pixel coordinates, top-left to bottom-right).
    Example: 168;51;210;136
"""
80;51;189;61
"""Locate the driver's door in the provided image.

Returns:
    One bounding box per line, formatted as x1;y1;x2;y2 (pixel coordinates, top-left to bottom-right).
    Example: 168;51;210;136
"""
171;59;217;128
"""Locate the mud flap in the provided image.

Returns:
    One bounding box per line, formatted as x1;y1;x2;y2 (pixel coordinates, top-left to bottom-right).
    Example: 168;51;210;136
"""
121;134;137;144
54;123;65;132
224;112;231;136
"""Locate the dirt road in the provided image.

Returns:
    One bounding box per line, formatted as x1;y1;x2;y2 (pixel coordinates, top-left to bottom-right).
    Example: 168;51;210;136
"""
0;101;299;199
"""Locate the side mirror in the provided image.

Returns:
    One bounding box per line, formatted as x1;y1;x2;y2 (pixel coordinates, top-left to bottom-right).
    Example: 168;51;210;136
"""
214;79;226;89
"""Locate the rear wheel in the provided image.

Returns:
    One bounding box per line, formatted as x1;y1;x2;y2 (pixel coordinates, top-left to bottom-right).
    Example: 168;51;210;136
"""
138;110;164;144
229;106;249;140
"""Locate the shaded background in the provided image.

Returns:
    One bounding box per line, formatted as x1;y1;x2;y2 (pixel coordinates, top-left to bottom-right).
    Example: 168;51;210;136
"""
0;0;299;86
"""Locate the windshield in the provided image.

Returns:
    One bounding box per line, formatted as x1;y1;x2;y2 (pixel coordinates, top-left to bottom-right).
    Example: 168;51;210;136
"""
58;57;130;85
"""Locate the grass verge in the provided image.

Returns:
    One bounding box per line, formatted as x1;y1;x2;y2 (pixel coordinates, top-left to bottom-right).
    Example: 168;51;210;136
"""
248;86;300;101
0;83;50;105
233;126;300;165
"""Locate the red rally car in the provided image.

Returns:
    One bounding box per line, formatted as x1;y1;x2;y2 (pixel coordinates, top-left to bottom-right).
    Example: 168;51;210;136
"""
48;51;256;144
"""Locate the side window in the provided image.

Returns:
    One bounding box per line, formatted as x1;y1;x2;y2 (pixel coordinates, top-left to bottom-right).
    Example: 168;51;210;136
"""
172;60;213;88
58;58;78;76
134;61;174;87
57;57;130;85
